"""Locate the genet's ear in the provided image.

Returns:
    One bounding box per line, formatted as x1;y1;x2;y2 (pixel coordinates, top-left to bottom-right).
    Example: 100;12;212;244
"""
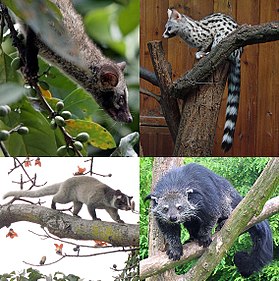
172;9;182;20
100;65;119;87
167;9;172;19
117;61;126;72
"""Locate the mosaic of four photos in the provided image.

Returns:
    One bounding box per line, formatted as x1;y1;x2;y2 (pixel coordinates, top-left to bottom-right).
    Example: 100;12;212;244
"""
0;0;278;280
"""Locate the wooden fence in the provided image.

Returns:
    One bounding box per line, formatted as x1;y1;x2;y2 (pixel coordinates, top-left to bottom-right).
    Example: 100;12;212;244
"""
140;0;279;156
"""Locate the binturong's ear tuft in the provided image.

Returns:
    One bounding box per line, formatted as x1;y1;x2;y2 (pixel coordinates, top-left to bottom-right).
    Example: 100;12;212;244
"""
117;61;126;72
100;65;119;88
145;194;158;204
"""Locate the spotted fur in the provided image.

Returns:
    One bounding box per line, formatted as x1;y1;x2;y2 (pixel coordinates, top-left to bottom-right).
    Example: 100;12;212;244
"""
163;9;243;151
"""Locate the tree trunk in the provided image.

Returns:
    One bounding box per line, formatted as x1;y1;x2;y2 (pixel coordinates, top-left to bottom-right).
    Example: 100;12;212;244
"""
147;157;184;281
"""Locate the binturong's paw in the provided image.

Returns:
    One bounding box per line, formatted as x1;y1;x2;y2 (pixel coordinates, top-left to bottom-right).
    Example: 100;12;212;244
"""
166;244;183;261
198;235;212;247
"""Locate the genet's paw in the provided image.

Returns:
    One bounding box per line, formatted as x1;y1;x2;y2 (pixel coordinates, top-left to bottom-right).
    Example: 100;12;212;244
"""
166;244;183;261
198;235;212;247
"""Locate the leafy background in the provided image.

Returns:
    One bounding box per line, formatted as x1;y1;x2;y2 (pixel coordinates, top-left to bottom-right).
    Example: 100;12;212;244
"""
140;157;279;281
0;0;139;156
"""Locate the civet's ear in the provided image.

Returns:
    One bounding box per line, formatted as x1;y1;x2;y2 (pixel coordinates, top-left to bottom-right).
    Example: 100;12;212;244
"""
117;61;126;72
100;65;119;88
115;189;123;198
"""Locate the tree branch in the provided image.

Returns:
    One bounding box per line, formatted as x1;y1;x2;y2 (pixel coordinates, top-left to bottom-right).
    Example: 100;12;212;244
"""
0;204;139;247
147;41;181;142
170;22;279;98
140;67;159;87
141;195;279;279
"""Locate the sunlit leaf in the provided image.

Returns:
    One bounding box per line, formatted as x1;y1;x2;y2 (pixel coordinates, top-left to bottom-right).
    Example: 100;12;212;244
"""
65;119;116;150
0;83;28;105
118;0;139;36
111;131;139;156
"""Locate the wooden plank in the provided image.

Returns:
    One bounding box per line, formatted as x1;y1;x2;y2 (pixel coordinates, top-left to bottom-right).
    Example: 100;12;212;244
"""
213;0;261;155
140;126;174;156
256;0;279;155
140;0;169;118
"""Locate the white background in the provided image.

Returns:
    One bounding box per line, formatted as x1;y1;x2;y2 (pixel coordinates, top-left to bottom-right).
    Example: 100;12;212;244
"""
0;157;139;281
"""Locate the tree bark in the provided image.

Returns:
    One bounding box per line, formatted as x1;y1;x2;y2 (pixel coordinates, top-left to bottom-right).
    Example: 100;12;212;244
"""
173;62;229;156
147;41;181;142
0;204;139;247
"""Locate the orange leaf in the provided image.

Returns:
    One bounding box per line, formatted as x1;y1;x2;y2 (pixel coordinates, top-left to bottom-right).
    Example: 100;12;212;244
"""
35;158;41;167
38;85;52;98
54;243;63;254
94;240;108;247
6;229;18;239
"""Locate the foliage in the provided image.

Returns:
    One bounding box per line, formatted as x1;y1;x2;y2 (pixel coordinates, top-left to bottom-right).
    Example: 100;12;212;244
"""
139;157;153;260
0;0;139;156
114;249;139;281
0;268;82;281
140;157;279;280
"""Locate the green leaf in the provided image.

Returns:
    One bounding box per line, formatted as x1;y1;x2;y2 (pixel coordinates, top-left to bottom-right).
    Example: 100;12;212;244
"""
11;0;84;69
4;98;58;156
0;49;22;84
84;5;114;44
118;0;140;36
0;82;28;105
65;119;116;150
38;58;77;97
63;88;98;119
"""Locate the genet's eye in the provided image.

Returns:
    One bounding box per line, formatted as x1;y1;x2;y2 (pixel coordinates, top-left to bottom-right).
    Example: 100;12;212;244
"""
167;26;172;31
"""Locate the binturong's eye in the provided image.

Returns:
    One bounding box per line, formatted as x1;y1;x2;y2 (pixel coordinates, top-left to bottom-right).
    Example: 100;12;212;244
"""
177;205;182;211
163;206;169;213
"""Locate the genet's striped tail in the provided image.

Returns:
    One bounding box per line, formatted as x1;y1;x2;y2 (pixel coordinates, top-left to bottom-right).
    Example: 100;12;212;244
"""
221;49;242;152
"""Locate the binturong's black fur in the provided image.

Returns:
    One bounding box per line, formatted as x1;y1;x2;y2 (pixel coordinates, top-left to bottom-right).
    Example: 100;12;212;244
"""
145;163;273;277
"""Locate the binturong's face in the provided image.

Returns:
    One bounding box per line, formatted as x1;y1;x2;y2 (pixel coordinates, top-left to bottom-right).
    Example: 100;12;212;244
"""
149;190;197;224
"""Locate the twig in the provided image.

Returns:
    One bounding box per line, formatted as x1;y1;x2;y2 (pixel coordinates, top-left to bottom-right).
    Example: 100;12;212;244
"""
140;87;160;103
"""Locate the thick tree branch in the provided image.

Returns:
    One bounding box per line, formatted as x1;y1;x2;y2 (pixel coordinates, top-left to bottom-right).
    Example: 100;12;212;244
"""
0;204;139;247
171;22;279;98
147;42;181;142
140;158;279;279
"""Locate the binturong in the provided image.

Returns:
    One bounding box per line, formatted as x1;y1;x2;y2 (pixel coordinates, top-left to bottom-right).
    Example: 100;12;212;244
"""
145;163;273;277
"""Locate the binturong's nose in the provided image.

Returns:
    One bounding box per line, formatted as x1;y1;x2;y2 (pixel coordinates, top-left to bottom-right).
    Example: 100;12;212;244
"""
169;215;178;222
